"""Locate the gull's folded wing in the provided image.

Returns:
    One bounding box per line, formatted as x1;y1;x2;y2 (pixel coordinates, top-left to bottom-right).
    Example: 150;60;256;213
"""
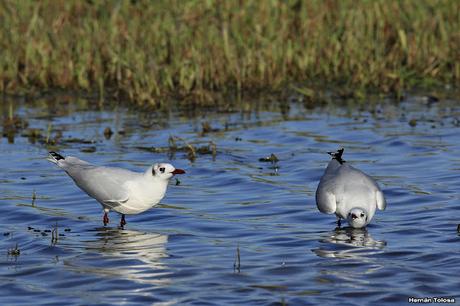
376;189;386;211
63;164;134;206
316;189;337;214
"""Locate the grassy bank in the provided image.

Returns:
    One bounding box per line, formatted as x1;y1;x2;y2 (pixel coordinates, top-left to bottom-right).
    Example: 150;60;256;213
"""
0;0;459;107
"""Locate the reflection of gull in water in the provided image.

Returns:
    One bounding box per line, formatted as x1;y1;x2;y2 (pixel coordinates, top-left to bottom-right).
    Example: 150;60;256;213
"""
323;227;386;249
64;228;171;286
312;228;387;285
313;227;386;260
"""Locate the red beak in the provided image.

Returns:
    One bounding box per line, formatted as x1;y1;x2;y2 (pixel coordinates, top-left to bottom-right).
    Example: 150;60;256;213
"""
171;168;185;175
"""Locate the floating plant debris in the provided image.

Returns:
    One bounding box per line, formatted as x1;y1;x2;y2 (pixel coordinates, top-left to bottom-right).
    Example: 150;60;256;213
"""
259;153;279;163
80;146;97;153
103;127;113;139
7;243;20;256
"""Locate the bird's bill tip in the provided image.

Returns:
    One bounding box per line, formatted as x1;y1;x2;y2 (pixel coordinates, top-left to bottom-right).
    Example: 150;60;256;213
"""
171;168;186;175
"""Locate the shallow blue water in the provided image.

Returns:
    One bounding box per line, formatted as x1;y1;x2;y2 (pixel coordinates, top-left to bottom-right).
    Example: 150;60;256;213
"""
1;97;460;305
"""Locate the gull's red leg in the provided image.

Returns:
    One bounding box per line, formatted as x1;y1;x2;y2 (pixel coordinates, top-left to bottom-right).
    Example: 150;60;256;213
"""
120;214;126;228
103;212;109;226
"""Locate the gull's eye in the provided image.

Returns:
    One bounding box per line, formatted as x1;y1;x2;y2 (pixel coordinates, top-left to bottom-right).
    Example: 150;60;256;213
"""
360;213;365;218
159;167;165;173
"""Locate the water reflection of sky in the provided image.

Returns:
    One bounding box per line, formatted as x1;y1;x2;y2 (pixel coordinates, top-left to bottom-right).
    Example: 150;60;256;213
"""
1;97;460;305
74;228;171;286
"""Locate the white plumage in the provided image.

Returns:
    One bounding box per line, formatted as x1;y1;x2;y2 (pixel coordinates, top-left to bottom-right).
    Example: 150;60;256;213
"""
48;151;185;227
315;148;386;228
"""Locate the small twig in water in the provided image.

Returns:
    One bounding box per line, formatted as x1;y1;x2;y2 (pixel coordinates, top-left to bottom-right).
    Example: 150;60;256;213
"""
31;190;36;206
168;135;177;150
210;141;217;159
51;222;58;245
234;244;241;273
174;136;196;161
45;123;52;144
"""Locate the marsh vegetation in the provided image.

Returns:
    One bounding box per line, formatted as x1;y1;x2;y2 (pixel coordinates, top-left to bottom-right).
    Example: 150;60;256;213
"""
1;0;458;108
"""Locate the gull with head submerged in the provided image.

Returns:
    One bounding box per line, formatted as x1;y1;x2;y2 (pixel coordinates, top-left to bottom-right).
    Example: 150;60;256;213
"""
48;151;185;227
315;148;386;228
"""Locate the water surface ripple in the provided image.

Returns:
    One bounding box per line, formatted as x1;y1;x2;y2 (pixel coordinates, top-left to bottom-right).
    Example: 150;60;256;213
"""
1;98;460;305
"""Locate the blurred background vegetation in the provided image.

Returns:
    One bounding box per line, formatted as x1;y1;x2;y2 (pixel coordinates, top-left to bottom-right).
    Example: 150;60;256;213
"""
0;0;459;108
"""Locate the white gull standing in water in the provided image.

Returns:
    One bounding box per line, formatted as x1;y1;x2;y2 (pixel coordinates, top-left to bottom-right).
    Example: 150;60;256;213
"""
315;148;386;228
48;151;185;227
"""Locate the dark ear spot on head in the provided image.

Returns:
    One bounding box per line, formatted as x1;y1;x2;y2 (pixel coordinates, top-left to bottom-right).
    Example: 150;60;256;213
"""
152;168;156;176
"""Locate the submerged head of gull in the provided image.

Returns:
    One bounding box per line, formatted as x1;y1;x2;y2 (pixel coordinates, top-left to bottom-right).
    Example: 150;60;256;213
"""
315;148;386;229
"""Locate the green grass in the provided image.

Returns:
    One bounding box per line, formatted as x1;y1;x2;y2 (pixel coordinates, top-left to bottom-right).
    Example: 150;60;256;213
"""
0;0;459;107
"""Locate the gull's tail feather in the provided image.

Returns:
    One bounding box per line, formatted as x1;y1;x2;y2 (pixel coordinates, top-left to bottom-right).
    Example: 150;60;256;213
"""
327;148;345;164
47;151;65;164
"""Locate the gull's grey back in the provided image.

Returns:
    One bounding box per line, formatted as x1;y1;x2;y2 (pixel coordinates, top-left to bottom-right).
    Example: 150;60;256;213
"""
325;160;380;192
54;155;142;204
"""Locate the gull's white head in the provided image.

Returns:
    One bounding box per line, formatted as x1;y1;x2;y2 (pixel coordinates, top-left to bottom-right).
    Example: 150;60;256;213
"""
151;163;185;180
346;208;368;229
